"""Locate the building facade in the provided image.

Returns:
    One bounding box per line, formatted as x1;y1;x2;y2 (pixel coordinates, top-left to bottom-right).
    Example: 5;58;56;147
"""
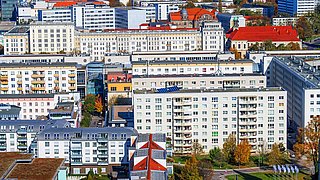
3;26;30;55
0;62;77;95
133;88;287;154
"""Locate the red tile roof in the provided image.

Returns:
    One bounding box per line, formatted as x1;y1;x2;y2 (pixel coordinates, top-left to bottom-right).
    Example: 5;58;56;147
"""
92;1;105;5
170;8;216;21
227;26;300;42
133;134;166;180
53;1;77;7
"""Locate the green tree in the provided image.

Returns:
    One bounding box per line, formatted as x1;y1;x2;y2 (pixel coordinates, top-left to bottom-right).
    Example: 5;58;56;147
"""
263;40;277;51
209;147;222;162
84;94;96;114
80;112;91;127
192;141;203;157
267;143;287;165
285;42;301;50
249;43;260;51
296;16;313;40
222;134;236;164
178;154;202;180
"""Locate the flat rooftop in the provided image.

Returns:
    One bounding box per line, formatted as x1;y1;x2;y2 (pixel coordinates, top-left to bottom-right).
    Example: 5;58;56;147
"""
132;59;253;65
134;87;283;94
273;56;320;88
7;158;64;180
5;26;29;34
0;62;77;68
0;152;33;178
133;73;264;78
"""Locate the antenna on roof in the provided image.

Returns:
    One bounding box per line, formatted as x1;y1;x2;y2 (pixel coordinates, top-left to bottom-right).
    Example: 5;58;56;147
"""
215;51;223;76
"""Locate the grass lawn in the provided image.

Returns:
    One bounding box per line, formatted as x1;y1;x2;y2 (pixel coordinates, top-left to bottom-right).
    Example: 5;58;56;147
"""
226;172;310;180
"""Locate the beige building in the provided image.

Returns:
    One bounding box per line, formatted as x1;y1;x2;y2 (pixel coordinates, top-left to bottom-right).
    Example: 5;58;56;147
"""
0;62;77;94
3;26;29;55
29;22;75;54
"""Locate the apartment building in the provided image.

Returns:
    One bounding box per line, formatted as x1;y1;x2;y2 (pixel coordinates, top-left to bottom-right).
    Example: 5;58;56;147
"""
0;104;21;120
38;9;72;22
139;1;180;21
107;72;132;100
36;127;138;175
272;17;298;26
132;74;266;90
0;62;77;95
278;0;320;16
267;56;320;129
49;101;81;128
3;26;30;55
0;93;80;120
114;8;147;29
132;60;255;76
29;22;75;54
78;21;224;61
0;120;70;153
133;88;287;154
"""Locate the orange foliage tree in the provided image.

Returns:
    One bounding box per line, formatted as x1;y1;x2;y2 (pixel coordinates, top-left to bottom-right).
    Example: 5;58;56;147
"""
235;139;252;165
95;94;103;115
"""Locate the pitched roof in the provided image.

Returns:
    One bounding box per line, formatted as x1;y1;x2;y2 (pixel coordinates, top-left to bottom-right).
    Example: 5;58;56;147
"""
53;1;77;8
0;153;33;179
170;8;216;21
227;26;300;42
140;140;164;150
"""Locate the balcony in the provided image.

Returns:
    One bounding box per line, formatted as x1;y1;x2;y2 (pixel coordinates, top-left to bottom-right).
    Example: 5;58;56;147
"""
71;161;83;165
71;146;82;150
17;87;23;91
54;74;59;77
0;87;8;91
31;87;45;91
68;80;76;84
98;161;108;165
31;80;45;84
0;137;6;141
71;153;82;158
68;86;76;90
98;146;108;150
54;86;60;91
17;129;27;134
1;81;8;85
97;138;108;143
31;74;45;78
68;73;76;78
16;74;22;78
17;81;22;84
97;154;108;158
0;145;6;150
17;137;27;142
17;144;27;149
0;75;8;81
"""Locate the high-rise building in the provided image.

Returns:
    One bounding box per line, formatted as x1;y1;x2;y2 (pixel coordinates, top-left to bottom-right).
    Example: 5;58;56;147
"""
1;0;18;21
278;0;320;16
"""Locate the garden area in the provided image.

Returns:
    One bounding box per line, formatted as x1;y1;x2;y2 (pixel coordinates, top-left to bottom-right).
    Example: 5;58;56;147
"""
226;172;310;180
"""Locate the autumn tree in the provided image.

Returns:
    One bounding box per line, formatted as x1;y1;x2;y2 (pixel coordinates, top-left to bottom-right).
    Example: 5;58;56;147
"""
293;117;320;175
267;143;287;165
178;154;202;180
183;1;196;8
107;95;125;108
235;139;252;165
95;94;103;115
229;48;241;59
296;16;313;40
84;94;96;114
192;141;203;157
285;42;301;50
222;134;236;164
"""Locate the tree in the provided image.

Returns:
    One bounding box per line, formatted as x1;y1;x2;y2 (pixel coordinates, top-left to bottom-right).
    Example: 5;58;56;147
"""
249;43;260;51
84;94;96;114
267;143;287;165
178;154;202;180
296;16;313;40
285;42;301;50
183;1;196;8
229;48;241;59
109;0;124;7
209;147;222;162
235;139;252;165
80;112;91;127
107;95;125;108
0;45;3;55
222;134;236;164
262;40;277;51
192;141;203;157
95;94;103;115
293;117;320;175
218;0;222;12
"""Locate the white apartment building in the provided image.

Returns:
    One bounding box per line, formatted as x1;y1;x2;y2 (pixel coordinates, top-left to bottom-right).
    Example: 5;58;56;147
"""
136;6;156;21
131;60;255;76
132;74;266;90
72;5;116;31
115;8;147;29
3;26;29;55
272;17;298;26
38;9;72;22
29;22;75;54
131;51;235;62
133;88;287;154
267;56;320;129
0;93;80;120
139;2;181;20
78;21;225;61
0;62;77;95
0;120;70;153
36;127;138;175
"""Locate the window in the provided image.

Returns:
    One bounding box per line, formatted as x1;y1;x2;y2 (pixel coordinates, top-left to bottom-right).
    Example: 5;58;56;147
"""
45;142;50;147
85;142;90;147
